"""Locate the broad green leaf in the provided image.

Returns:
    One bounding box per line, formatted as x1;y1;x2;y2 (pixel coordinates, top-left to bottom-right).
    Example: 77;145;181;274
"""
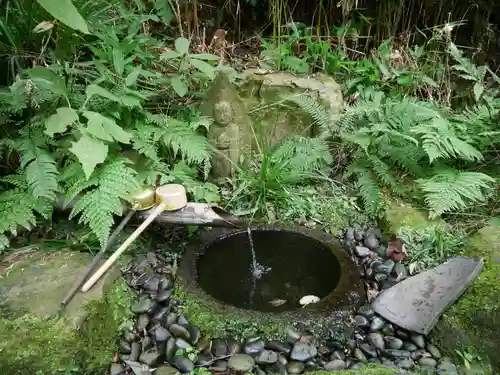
422;75;438;87
170;76;188;97
82;111;113;141
125;68;141;87
112;48;125;76
86;84;121;103
26;67;67;96
473;82;484;102
189;53;220;61
189;58;215;79
174;37;190;55
69;135;108;179
82;111;132;143
45;107;79;137
160;50;181;60
33;20;55;33
36;0;89;34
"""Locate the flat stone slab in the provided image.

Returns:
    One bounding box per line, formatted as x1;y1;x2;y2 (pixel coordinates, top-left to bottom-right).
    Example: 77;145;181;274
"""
371;256;484;335
0;249;119;328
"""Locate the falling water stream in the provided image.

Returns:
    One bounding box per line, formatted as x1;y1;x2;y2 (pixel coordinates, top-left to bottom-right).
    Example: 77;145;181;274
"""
247;227;270;303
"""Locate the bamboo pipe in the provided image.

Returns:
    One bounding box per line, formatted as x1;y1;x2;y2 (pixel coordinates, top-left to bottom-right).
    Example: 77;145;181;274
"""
81;184;188;293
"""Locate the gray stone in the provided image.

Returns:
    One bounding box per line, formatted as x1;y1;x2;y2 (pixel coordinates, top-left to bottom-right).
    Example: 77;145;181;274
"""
256;350;278;364
324;359;346;370
153;326;170;342
353;348;367;362
410;333;426;348
354;228;364;241
370;316;385;332
211;338;228;356
290;342;317;362
110;363;125;375
384;336;403;350
136;314;149;331
169;323;190;341
228;354;255;372
364;234;380;250
375;259;396;275
372;256;484;334
419;357;437;368
355;246;374;257
330;350;345;361
266;340;292;354
196;353;213;366
395;359;414;369
139;347;160;366
393;262;407;280
243;338;265;355
437;360;459;375
359;343;378;358
382;349;411;359
286;361;305;374
426;343;441;359
367;332;385;350
130;342;141;362
132;296;155;314
354;314;370;328
357;304;375;319
402;342;418;352
172;356;194;373
155;365;180;375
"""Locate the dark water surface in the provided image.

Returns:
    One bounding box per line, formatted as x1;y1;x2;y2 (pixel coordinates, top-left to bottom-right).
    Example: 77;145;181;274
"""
196;229;342;312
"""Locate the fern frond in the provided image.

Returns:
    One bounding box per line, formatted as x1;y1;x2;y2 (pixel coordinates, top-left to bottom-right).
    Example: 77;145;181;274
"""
161;117;212;166
411;116;483;163
288;94;332;133
132;124;161;162
416;169;495;218
349;165;383;216
0;181;54;251
69;159;140;246
17;137;59;200
368;155;407;195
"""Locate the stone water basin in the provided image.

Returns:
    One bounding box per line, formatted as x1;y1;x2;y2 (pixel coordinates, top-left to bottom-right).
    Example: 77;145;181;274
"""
177;226;366;339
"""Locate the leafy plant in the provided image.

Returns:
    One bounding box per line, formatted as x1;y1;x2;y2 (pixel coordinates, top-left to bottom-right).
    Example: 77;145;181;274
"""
160;37;221;97
0;3;221;252
223;135;333;219
289;53;498;219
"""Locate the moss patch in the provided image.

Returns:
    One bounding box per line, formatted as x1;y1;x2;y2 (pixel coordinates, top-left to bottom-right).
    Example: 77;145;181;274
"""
0;279;133;375
174;281;288;341
309;365;426;374
383;201;444;234
432;224;500;370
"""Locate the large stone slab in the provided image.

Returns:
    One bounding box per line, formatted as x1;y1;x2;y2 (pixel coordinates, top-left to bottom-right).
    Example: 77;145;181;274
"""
0;249;120;327
371;256;484;335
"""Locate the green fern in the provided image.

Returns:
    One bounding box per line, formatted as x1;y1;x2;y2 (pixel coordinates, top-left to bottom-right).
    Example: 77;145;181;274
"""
411;116;484;164
68;158;140;246
417;170;495;218
17;137;59;201
346;164;383;216
0;176;53;252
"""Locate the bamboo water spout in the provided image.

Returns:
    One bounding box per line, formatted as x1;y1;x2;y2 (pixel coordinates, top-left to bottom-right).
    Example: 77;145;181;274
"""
80;184;245;293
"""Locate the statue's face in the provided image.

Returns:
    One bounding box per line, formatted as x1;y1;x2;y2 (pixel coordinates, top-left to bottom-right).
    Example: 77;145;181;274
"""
213;101;233;126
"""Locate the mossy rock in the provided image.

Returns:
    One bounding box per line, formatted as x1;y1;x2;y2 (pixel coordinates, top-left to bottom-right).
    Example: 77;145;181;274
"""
383;201;444;235
309;365;421;374
432;224;500;371
0;250;133;374
0;279;133;374
174;281;289;341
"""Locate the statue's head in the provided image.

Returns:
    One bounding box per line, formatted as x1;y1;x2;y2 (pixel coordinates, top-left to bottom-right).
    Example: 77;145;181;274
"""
213;101;233;126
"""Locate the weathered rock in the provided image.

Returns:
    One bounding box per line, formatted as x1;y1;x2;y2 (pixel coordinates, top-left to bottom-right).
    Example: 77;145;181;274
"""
169;323;190;341
228;354;255;371
409;333;425;349
243;338;265;355
256;349;278;364
426;343;441;359
139;347;160;366
286;361;305;374
172;355;195;373
367;332;385;350
0;250;120;326
290;342;317;362
384;336;403;350
353;348;367;362
110;363;125;375
155;365;180;375
419;357;437;368
324;359;346;370
132;296;155;314
357;305;375;319
370;317;385;332
354;315;370;329
372;256;484;335
211;338;228;356
266;340;292;354
432;223;500;371
364;234;380;250
355;246;374;257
